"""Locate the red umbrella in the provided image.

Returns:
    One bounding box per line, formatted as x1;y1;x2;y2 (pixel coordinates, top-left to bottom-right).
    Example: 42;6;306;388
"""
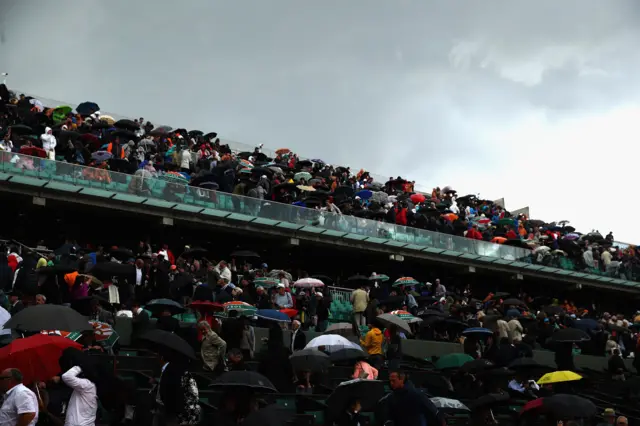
0;334;82;384
280;309;298;318
410;193;426;203
190;301;223;312
19;146;47;158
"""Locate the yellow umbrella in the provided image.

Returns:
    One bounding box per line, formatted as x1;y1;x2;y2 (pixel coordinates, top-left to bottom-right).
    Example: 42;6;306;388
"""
100;115;115;125
297;185;315;192
537;370;582;385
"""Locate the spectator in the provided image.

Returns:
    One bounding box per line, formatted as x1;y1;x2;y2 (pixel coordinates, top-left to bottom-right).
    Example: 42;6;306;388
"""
199;321;227;372
0;368;38;426
350;285;369;327
383;370;442;426
273;284;293;309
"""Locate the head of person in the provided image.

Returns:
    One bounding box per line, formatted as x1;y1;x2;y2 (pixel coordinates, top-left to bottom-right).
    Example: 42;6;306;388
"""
135;259;144;269
0;368;22;393
292;320;301;331
228;349;243;365
617;416;628;426
35;294;46;305
389;370;406;390
161;309;172;317
277;284;286;295
347;397;362;414
8;291;19;304
603;409;617;424
198;321;212;334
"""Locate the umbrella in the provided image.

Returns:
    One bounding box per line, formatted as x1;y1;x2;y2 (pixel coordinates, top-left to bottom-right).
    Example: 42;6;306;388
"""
4;305;93;332
189;301;223;312
204;131;217;140
460;358;495;374
139;329;195;360
0;334;82;384
503;298;524;306
109;247;134;260
297;185;315;192
76;102;100;116
468;393;510;411
230;250;260;259
435;354;474;370
549;328;590;343
242;405;295;426
326;379;385;419
521;394;596;419
52;106;72;123
293;172;312;182
537;371;582;385
324;322;358;338
88;321;119;347
462;327;493;337
376;313;412;335
89;262;135;277
114;119;139;131
18;146;47;158
355;190;373;200
572;319;599;331
182;247;208;258
389;310;423;324
188;130;203;137
9;124;33;135
145;299;186;316
239;159;253;169
369;274;389;282
347;275;369;288
255;309;290;323
279;309;298;319
223;301;257;316
311;275;334;285
289;348;331;372
392;277;420;287
99;115;115;125
36;265;78;276
253;277;280;288
293;278;324;288
430;397;470;413
305;335;361;352
160;172;188;185
268;270;293;281
275;148;291;155
410;193;426;203
329;347;367;363
210;371;277;393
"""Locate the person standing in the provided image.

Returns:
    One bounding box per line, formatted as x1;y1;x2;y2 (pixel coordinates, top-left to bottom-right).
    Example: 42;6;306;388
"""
61;364;98;426
350;285;369;327
0;368;38;426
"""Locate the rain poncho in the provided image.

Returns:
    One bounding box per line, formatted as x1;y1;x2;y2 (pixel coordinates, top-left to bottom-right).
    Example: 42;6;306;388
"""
40;127;57;159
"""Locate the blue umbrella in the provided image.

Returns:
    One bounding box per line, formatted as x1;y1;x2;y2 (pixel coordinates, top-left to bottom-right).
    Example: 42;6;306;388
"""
355;190;373;200
256;309;290;323
462;327;493;336
573;319;598;331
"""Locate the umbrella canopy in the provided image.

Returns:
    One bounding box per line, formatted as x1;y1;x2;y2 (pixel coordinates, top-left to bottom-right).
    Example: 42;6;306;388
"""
329;347;367;363
461;358;495;374
430;397;470;413
462;327;493;337
468;393;510;411
376;313;412;335
253;277;279;288
392;277;420;287
230;250;260;259
537;371;582;385
210;371;277;393
293;278;324;288
389;310;423;324
255;309;290;323
189;301;223;312
223;301;257;316
289;348;331;372
369;274;389;282
114;119;139;131
91;150;113;162
293;172;312;182
435;353;474;370
160;172;188;185
502;298;524;306
9;124;33;135
0;335;82;384
76;102;100;116
521;394;596;420
326;379;385;419
325;322;358;338
508;358;542;370
100;115;115;125
145;299;186;316
549;328;590;343
410;193;426;203
4;305;92;332
139;329;195;360
182;247;208;258
89;262;135;278
305;335;361;352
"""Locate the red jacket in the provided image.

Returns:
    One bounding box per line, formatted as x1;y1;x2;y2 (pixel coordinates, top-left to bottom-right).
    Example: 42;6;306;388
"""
396;208;408;226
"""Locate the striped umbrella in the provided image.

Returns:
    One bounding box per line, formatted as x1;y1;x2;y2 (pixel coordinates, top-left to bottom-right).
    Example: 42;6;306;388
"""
369;274;389;282
223;301;257;316
390;310;423;324
293;278;324;288
253;277;280;288
160;172;188;185
239;159;254;169
88;321;119;348
392;277;420;287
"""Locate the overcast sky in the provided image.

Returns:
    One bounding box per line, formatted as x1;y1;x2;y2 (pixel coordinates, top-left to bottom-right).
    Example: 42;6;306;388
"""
2;0;639;241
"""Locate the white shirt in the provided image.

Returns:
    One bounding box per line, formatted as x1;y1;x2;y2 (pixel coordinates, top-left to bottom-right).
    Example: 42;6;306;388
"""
0;384;39;426
61;366;98;426
135;268;143;286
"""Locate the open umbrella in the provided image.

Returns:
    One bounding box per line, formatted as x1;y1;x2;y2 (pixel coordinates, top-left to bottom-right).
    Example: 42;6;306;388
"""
330;347;367;363
537;371;582;385
189;301;223;312
210;370;277;393
19;146;47;158
324;322;358;338
293;278;324;288
99;115;115;125
230;250;260;259
114;119;139;131
253;277;279;288
76;102;100;116
410;193;426;203
521;394;596;419
255;309;290;323
430;397;470;413
145;299;185;316
468;392;510;411
326;379;385;419
182;247;208;258
160;172;188;185
275;148;291;155
376;313;412;335
0;334;82;384
4;305;93;332
549;328;590;343
392;277;420;287
9;124;33;135
223;301;257;317
139;329;195;360
289;348;331;372
435;353;474;370
369;274;389;282
462;327;493;337
52;106;72;123
293;172;312;182
461;358;495;374
305;335;361;352
389;310;423;324
242;405;295;426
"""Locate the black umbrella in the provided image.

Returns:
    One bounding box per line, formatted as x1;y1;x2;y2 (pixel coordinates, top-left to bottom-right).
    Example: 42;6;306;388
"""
188;130;204;137
182;247;208;259
491;292;510;300
503;298;524;306
550;328;590;343
70;296;112;316
139;329;195;360
326;379;385;419
333;186;355;197
346;275;369;288
146;298;185;316
76;102;100;116
110;129;138;141
289;348;331;372
4;305;92;332
242;405;295;426
90;262;135;278
230;250;260;259
468;392;510;411
460;358;495;374
210;371;277;393
9;124;33;135
36;265;78;276
114;119;139;131
204;132;218;140
329;348;367;363
521;394;596;419
109;247;134;261
417;309;448;318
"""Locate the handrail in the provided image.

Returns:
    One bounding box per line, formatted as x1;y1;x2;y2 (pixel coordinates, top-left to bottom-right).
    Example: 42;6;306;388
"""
1;152;637;287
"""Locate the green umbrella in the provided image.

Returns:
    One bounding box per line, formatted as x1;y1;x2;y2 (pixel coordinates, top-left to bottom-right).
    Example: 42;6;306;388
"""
253;277;280;288
160;172;188;185
369;274;389;282
223;301;257;317
435;353;474;370
293;172;312;182
392;277;420;287
52;106;73;124
496;218;514;226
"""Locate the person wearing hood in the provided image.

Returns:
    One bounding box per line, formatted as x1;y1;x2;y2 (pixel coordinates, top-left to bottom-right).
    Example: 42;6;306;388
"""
40;127;56;160
361;322;384;368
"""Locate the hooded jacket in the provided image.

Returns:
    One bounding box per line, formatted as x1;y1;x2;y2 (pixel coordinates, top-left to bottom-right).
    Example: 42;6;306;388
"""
361;327;384;355
41;127;57;152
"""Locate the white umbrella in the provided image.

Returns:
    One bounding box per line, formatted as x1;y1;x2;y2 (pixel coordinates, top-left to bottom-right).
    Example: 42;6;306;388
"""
0;306;10;336
533;246;551;254
293;278;324;288
430;397;469;411
324;322;358;337
305;334;362;353
376;313;413;335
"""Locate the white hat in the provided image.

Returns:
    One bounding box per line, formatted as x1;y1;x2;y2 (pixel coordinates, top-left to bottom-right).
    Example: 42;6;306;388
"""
277;283;285;288
315;292;323;297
